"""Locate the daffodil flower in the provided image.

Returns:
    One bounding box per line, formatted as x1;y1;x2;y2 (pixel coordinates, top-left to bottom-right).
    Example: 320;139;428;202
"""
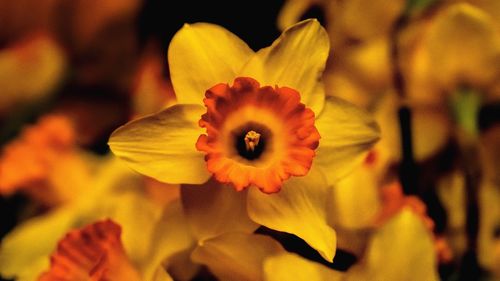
109;19;380;261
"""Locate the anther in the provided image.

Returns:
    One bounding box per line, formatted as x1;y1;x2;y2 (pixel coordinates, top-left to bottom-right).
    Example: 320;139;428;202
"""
244;130;261;152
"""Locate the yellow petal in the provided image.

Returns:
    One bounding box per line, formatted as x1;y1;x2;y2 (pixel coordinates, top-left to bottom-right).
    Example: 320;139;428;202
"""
192;233;284;281
329;166;381;229
181;179;259;242
314;96;380;185
142;200;198;281
425;3;500;90
168;23;254;105
247;166;336;261
347;209;440;281
241;19;329;114
109;104;211;184
277;0;315;31
343;38;392;90
0;208;75;280
264;253;344;281
104;191;165;264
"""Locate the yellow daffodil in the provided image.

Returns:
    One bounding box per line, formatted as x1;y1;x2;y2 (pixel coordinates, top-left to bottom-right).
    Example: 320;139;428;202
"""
400;2;500;105
109;19;380;262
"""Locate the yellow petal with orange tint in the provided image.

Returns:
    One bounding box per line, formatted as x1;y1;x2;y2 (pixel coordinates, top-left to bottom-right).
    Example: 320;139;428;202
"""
247;166;336;262
241;19;329;114
109;104;211;184
168;23;254;105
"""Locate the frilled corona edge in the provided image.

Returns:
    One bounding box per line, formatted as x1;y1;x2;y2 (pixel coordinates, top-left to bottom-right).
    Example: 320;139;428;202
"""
37;219;141;281
196;77;320;193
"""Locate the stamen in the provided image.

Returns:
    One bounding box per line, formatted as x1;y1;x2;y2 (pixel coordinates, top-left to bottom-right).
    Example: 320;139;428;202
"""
244;130;261;152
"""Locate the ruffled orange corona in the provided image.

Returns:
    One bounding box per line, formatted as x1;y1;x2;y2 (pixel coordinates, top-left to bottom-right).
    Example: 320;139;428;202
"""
195;77;320;193
38;219;141;281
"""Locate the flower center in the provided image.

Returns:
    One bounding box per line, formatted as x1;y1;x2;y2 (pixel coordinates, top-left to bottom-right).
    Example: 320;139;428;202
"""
244;130;260;152
196;77;320;193
233;123;272;161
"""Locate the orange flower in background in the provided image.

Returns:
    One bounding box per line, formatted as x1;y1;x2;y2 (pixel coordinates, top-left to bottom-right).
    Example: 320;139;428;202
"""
374;180;434;229
38;219;142;281
0;114;89;206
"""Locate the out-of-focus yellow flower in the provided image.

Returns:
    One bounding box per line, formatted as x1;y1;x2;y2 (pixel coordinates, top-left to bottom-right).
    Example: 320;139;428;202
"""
278;0;405;108
400;2;500;105
109;19;380;262
0;34;66;116
0;114;88;207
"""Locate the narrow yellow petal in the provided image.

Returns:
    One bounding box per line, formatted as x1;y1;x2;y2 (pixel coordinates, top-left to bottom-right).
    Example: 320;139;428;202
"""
108;104;211;184
168;23;254;105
